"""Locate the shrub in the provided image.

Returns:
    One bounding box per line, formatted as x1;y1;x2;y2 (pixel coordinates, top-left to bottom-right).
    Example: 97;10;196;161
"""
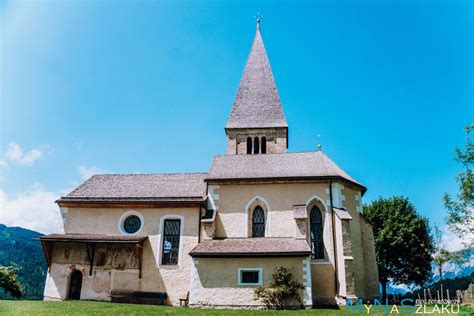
254;266;305;309
0;266;22;298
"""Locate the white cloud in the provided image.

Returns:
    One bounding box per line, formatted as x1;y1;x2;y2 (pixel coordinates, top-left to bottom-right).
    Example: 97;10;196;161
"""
440;225;473;252
78;165;105;180
5;143;23;161
0;184;63;234
4;142;50;166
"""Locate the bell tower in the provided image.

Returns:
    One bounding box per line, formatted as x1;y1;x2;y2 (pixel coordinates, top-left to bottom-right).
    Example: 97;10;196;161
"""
225;19;288;155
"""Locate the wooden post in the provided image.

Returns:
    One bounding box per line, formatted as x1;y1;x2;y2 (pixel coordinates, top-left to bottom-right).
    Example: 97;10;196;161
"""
437;290;440;301
424;288;427;301
85;243;96;276
428;288;432;300
136;242;144;279
446;289;450;301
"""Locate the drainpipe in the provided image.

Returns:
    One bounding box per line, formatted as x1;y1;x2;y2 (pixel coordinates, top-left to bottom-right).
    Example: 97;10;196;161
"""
329;180;339;296
198;205;202;243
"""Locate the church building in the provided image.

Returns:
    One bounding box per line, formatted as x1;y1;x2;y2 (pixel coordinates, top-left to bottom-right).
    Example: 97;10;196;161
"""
40;21;379;308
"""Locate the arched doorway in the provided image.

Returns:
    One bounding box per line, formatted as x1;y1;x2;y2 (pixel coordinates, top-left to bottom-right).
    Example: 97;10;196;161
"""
67;270;83;300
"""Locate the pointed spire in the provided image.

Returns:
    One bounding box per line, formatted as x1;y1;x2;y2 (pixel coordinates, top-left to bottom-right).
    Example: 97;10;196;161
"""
225;20;287;129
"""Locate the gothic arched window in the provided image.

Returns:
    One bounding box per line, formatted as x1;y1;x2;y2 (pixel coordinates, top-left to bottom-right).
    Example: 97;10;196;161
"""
261;137;267;154
252;206;265;237
247;137;253;154
254;137;260;154
310;206;324;259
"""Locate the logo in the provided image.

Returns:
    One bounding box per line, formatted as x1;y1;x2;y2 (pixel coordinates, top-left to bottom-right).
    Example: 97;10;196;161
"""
345;298;461;314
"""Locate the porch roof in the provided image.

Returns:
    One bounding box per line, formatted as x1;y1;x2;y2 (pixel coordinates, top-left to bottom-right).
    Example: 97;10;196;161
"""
38;233;148;243
189;237;311;257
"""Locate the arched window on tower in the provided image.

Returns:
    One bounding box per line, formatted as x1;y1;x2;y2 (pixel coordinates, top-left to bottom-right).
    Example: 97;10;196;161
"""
310;206;324;259
254;137;260;154
247;137;253;154
261;137;267;154
252;206;265;237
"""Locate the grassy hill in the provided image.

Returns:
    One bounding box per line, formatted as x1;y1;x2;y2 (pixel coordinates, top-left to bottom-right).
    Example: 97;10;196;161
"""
0;224;47;300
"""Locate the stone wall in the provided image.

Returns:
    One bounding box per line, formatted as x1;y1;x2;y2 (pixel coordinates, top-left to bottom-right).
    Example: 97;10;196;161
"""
46;206;200;306
211;182;331;239
210;181;379;304
225;127;287;155
189;257;309;308
344;187;380;299
359;214;380;299
44;242;141;301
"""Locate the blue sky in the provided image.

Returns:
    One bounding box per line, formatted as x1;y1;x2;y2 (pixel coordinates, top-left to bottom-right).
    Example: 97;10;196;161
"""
0;0;472;234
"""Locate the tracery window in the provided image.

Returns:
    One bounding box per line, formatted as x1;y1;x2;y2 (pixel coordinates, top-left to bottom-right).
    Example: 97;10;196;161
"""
122;215;141;234
310;206;324;259
162;219;181;265
252;206;265;237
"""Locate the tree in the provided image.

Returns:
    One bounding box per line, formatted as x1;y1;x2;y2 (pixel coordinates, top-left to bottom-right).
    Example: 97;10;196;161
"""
0;266;22;298
432;226;463;300
363;196;434;301
444;124;474;247
254;267;305;309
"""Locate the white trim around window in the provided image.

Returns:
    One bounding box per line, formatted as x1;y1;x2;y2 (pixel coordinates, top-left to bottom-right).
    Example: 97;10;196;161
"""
238;268;263;286
118;210;144;235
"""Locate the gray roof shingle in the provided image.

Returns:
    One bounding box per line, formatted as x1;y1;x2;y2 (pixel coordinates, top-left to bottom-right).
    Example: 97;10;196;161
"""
189;237;311;257
206;151;365;191
225;27;287;129
60;173;207;203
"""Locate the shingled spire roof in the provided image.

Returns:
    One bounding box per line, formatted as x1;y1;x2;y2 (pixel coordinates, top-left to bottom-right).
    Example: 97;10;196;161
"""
225;22;288;129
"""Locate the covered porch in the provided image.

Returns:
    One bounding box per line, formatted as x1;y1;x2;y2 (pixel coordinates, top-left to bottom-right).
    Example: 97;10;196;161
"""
38;234;152;302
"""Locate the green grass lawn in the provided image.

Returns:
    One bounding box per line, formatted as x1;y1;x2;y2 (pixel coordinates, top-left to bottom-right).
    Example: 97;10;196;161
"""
0;300;473;315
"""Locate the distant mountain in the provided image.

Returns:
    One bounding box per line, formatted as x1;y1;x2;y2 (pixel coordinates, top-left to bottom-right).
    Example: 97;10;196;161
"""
388;249;474;297
386;284;407;295
432;249;474;282
406;272;474;300
0;224;47;300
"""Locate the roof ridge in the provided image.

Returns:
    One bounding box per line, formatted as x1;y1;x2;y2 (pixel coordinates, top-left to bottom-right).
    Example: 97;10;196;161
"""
92;172;208;176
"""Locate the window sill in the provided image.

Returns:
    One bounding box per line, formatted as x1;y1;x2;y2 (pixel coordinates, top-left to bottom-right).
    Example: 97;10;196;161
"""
310;259;331;265
158;264;180;270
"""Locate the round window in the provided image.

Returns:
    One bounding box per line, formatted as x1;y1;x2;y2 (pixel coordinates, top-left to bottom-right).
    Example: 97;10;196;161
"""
122;215;142;234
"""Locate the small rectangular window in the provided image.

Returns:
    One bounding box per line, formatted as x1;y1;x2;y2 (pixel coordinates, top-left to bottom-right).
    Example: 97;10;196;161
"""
238;268;262;286
162;219;180;265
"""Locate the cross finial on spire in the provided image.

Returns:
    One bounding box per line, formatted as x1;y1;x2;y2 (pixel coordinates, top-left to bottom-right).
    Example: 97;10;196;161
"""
254;12;263;30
